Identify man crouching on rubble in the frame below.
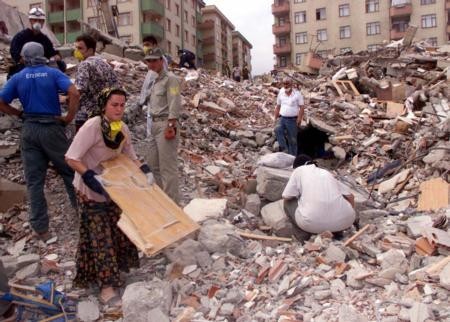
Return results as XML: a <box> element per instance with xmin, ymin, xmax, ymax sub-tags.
<box><xmin>282</xmin><ymin>154</ymin><xmax>356</xmax><ymax>241</ymax></box>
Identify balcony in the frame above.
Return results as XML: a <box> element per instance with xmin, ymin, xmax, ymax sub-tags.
<box><xmin>66</xmin><ymin>30</ymin><xmax>81</xmax><ymax>43</ymax></box>
<box><xmin>272</xmin><ymin>23</ymin><xmax>291</xmax><ymax>35</ymax></box>
<box><xmin>55</xmin><ymin>33</ymin><xmax>64</xmax><ymax>44</ymax></box>
<box><xmin>199</xmin><ymin>19</ymin><xmax>214</xmax><ymax>30</ymax></box>
<box><xmin>141</xmin><ymin>21</ymin><xmax>164</xmax><ymax>39</ymax></box>
<box><xmin>390</xmin><ymin>3</ymin><xmax>412</xmax><ymax>17</ymax></box>
<box><xmin>203</xmin><ymin>36</ymin><xmax>215</xmax><ymax>45</ymax></box>
<box><xmin>272</xmin><ymin>1</ymin><xmax>290</xmax><ymax>16</ymax></box>
<box><xmin>48</xmin><ymin>11</ymin><xmax>64</xmax><ymax>24</ymax></box>
<box><xmin>141</xmin><ymin>0</ymin><xmax>164</xmax><ymax>18</ymax></box>
<box><xmin>390</xmin><ymin>28</ymin><xmax>406</xmax><ymax>40</ymax></box>
<box><xmin>273</xmin><ymin>43</ymin><xmax>291</xmax><ymax>55</ymax></box>
<box><xmin>66</xmin><ymin>8</ymin><xmax>81</xmax><ymax>21</ymax></box>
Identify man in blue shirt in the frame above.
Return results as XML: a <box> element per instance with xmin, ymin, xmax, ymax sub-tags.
<box><xmin>0</xmin><ymin>42</ymin><xmax>80</xmax><ymax>240</ymax></box>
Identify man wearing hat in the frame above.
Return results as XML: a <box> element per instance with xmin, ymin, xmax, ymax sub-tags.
<box><xmin>0</xmin><ymin>42</ymin><xmax>80</xmax><ymax>240</ymax></box>
<box><xmin>143</xmin><ymin>48</ymin><xmax>181</xmax><ymax>204</ymax></box>
<box><xmin>8</xmin><ymin>7</ymin><xmax>65</xmax><ymax>79</ymax></box>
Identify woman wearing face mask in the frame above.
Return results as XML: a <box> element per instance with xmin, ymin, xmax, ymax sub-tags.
<box><xmin>65</xmin><ymin>88</ymin><xmax>154</xmax><ymax>306</ymax></box>
<box><xmin>8</xmin><ymin>7</ymin><xmax>65</xmax><ymax>79</ymax></box>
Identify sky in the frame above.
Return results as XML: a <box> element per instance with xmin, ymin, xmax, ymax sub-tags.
<box><xmin>204</xmin><ymin>0</ymin><xmax>274</xmax><ymax>75</ymax></box>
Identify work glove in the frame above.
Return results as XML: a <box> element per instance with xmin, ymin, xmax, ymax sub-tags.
<box><xmin>140</xmin><ymin>164</ymin><xmax>155</xmax><ymax>186</ymax></box>
<box><xmin>82</xmin><ymin>170</ymin><xmax>106</xmax><ymax>195</ymax></box>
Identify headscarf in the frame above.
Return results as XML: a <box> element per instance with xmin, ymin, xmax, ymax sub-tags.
<box><xmin>95</xmin><ymin>87</ymin><xmax>128</xmax><ymax>150</ymax></box>
<box><xmin>20</xmin><ymin>42</ymin><xmax>48</xmax><ymax>66</ymax></box>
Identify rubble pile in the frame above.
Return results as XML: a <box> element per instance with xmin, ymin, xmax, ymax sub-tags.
<box><xmin>0</xmin><ymin>42</ymin><xmax>449</xmax><ymax>322</ymax></box>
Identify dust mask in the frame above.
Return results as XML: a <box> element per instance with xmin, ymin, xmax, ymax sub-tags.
<box><xmin>73</xmin><ymin>49</ymin><xmax>85</xmax><ymax>61</ymax></box>
<box><xmin>32</xmin><ymin>22</ymin><xmax>42</xmax><ymax>31</ymax></box>
<box><xmin>109</xmin><ymin>121</ymin><xmax>123</xmax><ymax>139</ymax></box>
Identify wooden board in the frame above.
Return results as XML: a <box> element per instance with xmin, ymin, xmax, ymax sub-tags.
<box><xmin>385</xmin><ymin>101</ymin><xmax>405</xmax><ymax>118</ymax></box>
<box><xmin>332</xmin><ymin>80</ymin><xmax>360</xmax><ymax>97</ymax></box>
<box><xmin>417</xmin><ymin>177</ymin><xmax>450</xmax><ymax>211</ymax></box>
<box><xmin>100</xmin><ymin>154</ymin><xmax>200</xmax><ymax>256</ymax></box>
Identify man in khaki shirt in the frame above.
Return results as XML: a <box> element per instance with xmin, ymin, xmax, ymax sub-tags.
<box><xmin>144</xmin><ymin>48</ymin><xmax>181</xmax><ymax>203</ymax></box>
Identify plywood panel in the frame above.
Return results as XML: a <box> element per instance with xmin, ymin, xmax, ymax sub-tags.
<box><xmin>417</xmin><ymin>178</ymin><xmax>449</xmax><ymax>211</ymax></box>
<box><xmin>100</xmin><ymin>154</ymin><xmax>200</xmax><ymax>255</ymax></box>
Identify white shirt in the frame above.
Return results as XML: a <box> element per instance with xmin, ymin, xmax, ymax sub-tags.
<box><xmin>276</xmin><ymin>88</ymin><xmax>304</xmax><ymax>117</ymax></box>
<box><xmin>282</xmin><ymin>164</ymin><xmax>355</xmax><ymax>233</ymax></box>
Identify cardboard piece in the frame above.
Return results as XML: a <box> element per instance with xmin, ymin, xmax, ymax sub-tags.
<box><xmin>376</xmin><ymin>82</ymin><xmax>406</xmax><ymax>102</ymax></box>
<box><xmin>100</xmin><ymin>154</ymin><xmax>200</xmax><ymax>256</ymax></box>
<box><xmin>417</xmin><ymin>178</ymin><xmax>449</xmax><ymax>211</ymax></box>
<box><xmin>385</xmin><ymin>101</ymin><xmax>405</xmax><ymax>118</ymax></box>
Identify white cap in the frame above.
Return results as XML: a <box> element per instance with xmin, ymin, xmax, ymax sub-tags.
<box><xmin>29</xmin><ymin>7</ymin><xmax>46</xmax><ymax>20</ymax></box>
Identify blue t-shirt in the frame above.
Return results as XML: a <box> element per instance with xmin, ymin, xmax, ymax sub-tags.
<box><xmin>0</xmin><ymin>65</ymin><xmax>72</xmax><ymax>116</ymax></box>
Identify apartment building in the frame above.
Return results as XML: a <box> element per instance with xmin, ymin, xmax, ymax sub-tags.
<box><xmin>232</xmin><ymin>30</ymin><xmax>252</xmax><ymax>72</ymax></box>
<box><xmin>4</xmin><ymin>0</ymin><xmax>204</xmax><ymax>60</ymax></box>
<box><xmin>272</xmin><ymin>0</ymin><xmax>450</xmax><ymax>69</ymax></box>
<box><xmin>199</xmin><ymin>5</ymin><xmax>234</xmax><ymax>72</ymax></box>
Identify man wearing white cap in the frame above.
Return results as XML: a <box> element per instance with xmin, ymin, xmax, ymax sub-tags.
<box><xmin>8</xmin><ymin>7</ymin><xmax>65</xmax><ymax>79</ymax></box>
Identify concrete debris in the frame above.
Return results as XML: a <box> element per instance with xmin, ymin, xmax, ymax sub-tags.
<box><xmin>0</xmin><ymin>39</ymin><xmax>449</xmax><ymax>321</ymax></box>
<box><xmin>76</xmin><ymin>300</ymin><xmax>100</xmax><ymax>322</ymax></box>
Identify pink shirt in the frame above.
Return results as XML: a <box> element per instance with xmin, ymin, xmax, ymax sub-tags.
<box><xmin>65</xmin><ymin>116</ymin><xmax>138</xmax><ymax>202</ymax></box>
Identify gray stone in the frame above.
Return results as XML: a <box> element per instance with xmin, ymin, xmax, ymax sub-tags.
<box><xmin>164</xmin><ymin>239</ymin><xmax>204</xmax><ymax>267</ymax></box>
<box><xmin>423</xmin><ymin>142</ymin><xmax>448</xmax><ymax>164</ymax></box>
<box><xmin>314</xmin><ymin>290</ymin><xmax>331</xmax><ymax>300</ymax></box>
<box><xmin>122</xmin><ymin>279</ymin><xmax>172</xmax><ymax>322</ymax></box>
<box><xmin>260</xmin><ymin>200</ymin><xmax>290</xmax><ymax>231</ymax></box>
<box><xmin>338</xmin><ymin>305</ymin><xmax>368</xmax><ymax>322</ymax></box>
<box><xmin>408</xmin><ymin>302</ymin><xmax>430</xmax><ymax>322</ymax></box>
<box><xmin>244</xmin><ymin>194</ymin><xmax>261</xmax><ymax>215</ymax></box>
<box><xmin>15</xmin><ymin>263</ymin><xmax>40</xmax><ymax>280</ymax></box>
<box><xmin>439</xmin><ymin>262</ymin><xmax>450</xmax><ymax>290</ymax></box>
<box><xmin>219</xmin><ymin>303</ymin><xmax>235</xmax><ymax>316</ymax></box>
<box><xmin>146</xmin><ymin>308</ymin><xmax>170</xmax><ymax>322</ymax></box>
<box><xmin>309</xmin><ymin>117</ymin><xmax>338</xmax><ymax>134</ymax></box>
<box><xmin>361</xmin><ymin>243</ymin><xmax>381</xmax><ymax>258</ymax></box>
<box><xmin>346</xmin><ymin>266</ymin><xmax>366</xmax><ymax>289</ymax></box>
<box><xmin>325</xmin><ymin>244</ymin><xmax>346</xmax><ymax>263</ymax></box>
<box><xmin>183</xmin><ymin>198</ymin><xmax>228</xmax><ymax>223</ymax></box>
<box><xmin>406</xmin><ymin>215</ymin><xmax>433</xmax><ymax>237</ymax></box>
<box><xmin>197</xmin><ymin>220</ymin><xmax>239</xmax><ymax>254</ymax></box>
<box><xmin>330</xmin><ymin>279</ymin><xmax>346</xmax><ymax>298</ymax></box>
<box><xmin>195</xmin><ymin>251</ymin><xmax>213</xmax><ymax>270</ymax></box>
<box><xmin>236</xmin><ymin>130</ymin><xmax>254</xmax><ymax>139</ymax></box>
<box><xmin>77</xmin><ymin>300</ymin><xmax>100</xmax><ymax>322</ymax></box>
<box><xmin>377</xmin><ymin>249</ymin><xmax>408</xmax><ymax>273</ymax></box>
<box><xmin>255</xmin><ymin>133</ymin><xmax>268</xmax><ymax>146</ymax></box>
<box><xmin>241</xmin><ymin>138</ymin><xmax>258</xmax><ymax>148</ymax></box>
<box><xmin>217</xmin><ymin>97</ymin><xmax>236</xmax><ymax>111</ymax></box>
<box><xmin>17</xmin><ymin>254</ymin><xmax>40</xmax><ymax>270</ymax></box>
<box><xmin>0</xmin><ymin>256</ymin><xmax>18</xmax><ymax>277</ymax></box>
<box><xmin>332</xmin><ymin>146</ymin><xmax>346</xmax><ymax>160</ymax></box>
<box><xmin>256</xmin><ymin>166</ymin><xmax>292</xmax><ymax>201</ymax></box>
<box><xmin>223</xmin><ymin>289</ymin><xmax>244</xmax><ymax>304</ymax></box>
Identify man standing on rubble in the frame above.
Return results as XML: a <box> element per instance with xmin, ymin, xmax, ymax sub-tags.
<box><xmin>8</xmin><ymin>7</ymin><xmax>65</xmax><ymax>79</ymax></box>
<box><xmin>274</xmin><ymin>77</ymin><xmax>305</xmax><ymax>156</ymax></box>
<box><xmin>0</xmin><ymin>42</ymin><xmax>79</xmax><ymax>240</ymax></box>
<box><xmin>73</xmin><ymin>34</ymin><xmax>118</xmax><ymax>130</ymax></box>
<box><xmin>282</xmin><ymin>155</ymin><xmax>356</xmax><ymax>241</ymax></box>
<box><xmin>144</xmin><ymin>48</ymin><xmax>181</xmax><ymax>204</ymax></box>
<box><xmin>178</xmin><ymin>49</ymin><xmax>196</xmax><ymax>69</ymax></box>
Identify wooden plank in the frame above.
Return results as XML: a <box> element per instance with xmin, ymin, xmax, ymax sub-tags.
<box><xmin>332</xmin><ymin>81</ymin><xmax>344</xmax><ymax>97</ymax></box>
<box><xmin>385</xmin><ymin>101</ymin><xmax>405</xmax><ymax>118</ymax></box>
<box><xmin>344</xmin><ymin>224</ymin><xmax>370</xmax><ymax>247</ymax></box>
<box><xmin>100</xmin><ymin>154</ymin><xmax>200</xmax><ymax>256</ymax></box>
<box><xmin>237</xmin><ymin>230</ymin><xmax>292</xmax><ymax>242</ymax></box>
<box><xmin>417</xmin><ymin>178</ymin><xmax>449</xmax><ymax>211</ymax></box>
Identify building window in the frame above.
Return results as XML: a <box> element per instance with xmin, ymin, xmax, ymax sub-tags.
<box><xmin>295</xmin><ymin>53</ymin><xmax>303</xmax><ymax>65</ymax></box>
<box><xmin>366</xmin><ymin>0</ymin><xmax>379</xmax><ymax>13</ymax></box>
<box><xmin>421</xmin><ymin>14</ymin><xmax>437</xmax><ymax>28</ymax></box>
<box><xmin>176</xmin><ymin>45</ymin><xmax>180</xmax><ymax>53</ymax></box>
<box><xmin>295</xmin><ymin>32</ymin><xmax>308</xmax><ymax>44</ymax></box>
<box><xmin>279</xmin><ymin>56</ymin><xmax>287</xmax><ymax>67</ymax></box>
<box><xmin>176</xmin><ymin>24</ymin><xmax>180</xmax><ymax>37</ymax></box>
<box><xmin>294</xmin><ymin>11</ymin><xmax>306</xmax><ymax>24</ymax></box>
<box><xmin>420</xmin><ymin>0</ymin><xmax>435</xmax><ymax>4</ymax></box>
<box><xmin>88</xmin><ymin>16</ymin><xmax>100</xmax><ymax>29</ymax></box>
<box><xmin>29</xmin><ymin>3</ymin><xmax>42</xmax><ymax>9</ymax></box>
<box><xmin>366</xmin><ymin>22</ymin><xmax>381</xmax><ymax>35</ymax></box>
<box><xmin>294</xmin><ymin>0</ymin><xmax>306</xmax><ymax>2</ymax></box>
<box><xmin>175</xmin><ymin>4</ymin><xmax>180</xmax><ymax>16</ymax></box>
<box><xmin>184</xmin><ymin>10</ymin><xmax>188</xmax><ymax>21</ymax></box>
<box><xmin>317</xmin><ymin>29</ymin><xmax>327</xmax><ymax>41</ymax></box>
<box><xmin>316</xmin><ymin>50</ymin><xmax>328</xmax><ymax>58</ymax></box>
<box><xmin>192</xmin><ymin>35</ymin><xmax>196</xmax><ymax>46</ymax></box>
<box><xmin>166</xmin><ymin>18</ymin><xmax>171</xmax><ymax>32</ymax></box>
<box><xmin>192</xmin><ymin>15</ymin><xmax>196</xmax><ymax>27</ymax></box>
<box><xmin>339</xmin><ymin>4</ymin><xmax>350</xmax><ymax>17</ymax></box>
<box><xmin>168</xmin><ymin>41</ymin><xmax>172</xmax><ymax>53</ymax></box>
<box><xmin>120</xmin><ymin>35</ymin><xmax>132</xmax><ymax>44</ymax></box>
<box><xmin>117</xmin><ymin>12</ymin><xmax>132</xmax><ymax>26</ymax></box>
<box><xmin>425</xmin><ymin>37</ymin><xmax>438</xmax><ymax>46</ymax></box>
<box><xmin>340</xmin><ymin>26</ymin><xmax>351</xmax><ymax>39</ymax></box>
<box><xmin>166</xmin><ymin>0</ymin><xmax>171</xmax><ymax>10</ymax></box>
<box><xmin>340</xmin><ymin>47</ymin><xmax>352</xmax><ymax>54</ymax></box>
<box><xmin>367</xmin><ymin>44</ymin><xmax>382</xmax><ymax>51</ymax></box>
<box><xmin>184</xmin><ymin>30</ymin><xmax>188</xmax><ymax>43</ymax></box>
<box><xmin>316</xmin><ymin>8</ymin><xmax>326</xmax><ymax>20</ymax></box>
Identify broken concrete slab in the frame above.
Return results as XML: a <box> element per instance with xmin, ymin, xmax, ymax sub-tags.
<box><xmin>406</xmin><ymin>215</ymin><xmax>433</xmax><ymax>238</ymax></box>
<box><xmin>183</xmin><ymin>198</ymin><xmax>228</xmax><ymax>223</ymax></box>
<box><xmin>439</xmin><ymin>262</ymin><xmax>450</xmax><ymax>290</ymax></box>
<box><xmin>15</xmin><ymin>262</ymin><xmax>40</xmax><ymax>280</ymax></box>
<box><xmin>77</xmin><ymin>300</ymin><xmax>100</xmax><ymax>322</ymax></box>
<box><xmin>164</xmin><ymin>239</ymin><xmax>205</xmax><ymax>267</ymax></box>
<box><xmin>244</xmin><ymin>194</ymin><xmax>261</xmax><ymax>216</ymax></box>
<box><xmin>378</xmin><ymin>169</ymin><xmax>410</xmax><ymax>194</ymax></box>
<box><xmin>260</xmin><ymin>200</ymin><xmax>290</xmax><ymax>231</ymax></box>
<box><xmin>197</xmin><ymin>220</ymin><xmax>241</xmax><ymax>254</ymax></box>
<box><xmin>325</xmin><ymin>244</ymin><xmax>346</xmax><ymax>263</ymax></box>
<box><xmin>256</xmin><ymin>166</ymin><xmax>292</xmax><ymax>201</ymax></box>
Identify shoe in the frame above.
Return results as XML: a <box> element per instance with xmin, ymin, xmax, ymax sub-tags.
<box><xmin>32</xmin><ymin>230</ymin><xmax>51</xmax><ymax>242</ymax></box>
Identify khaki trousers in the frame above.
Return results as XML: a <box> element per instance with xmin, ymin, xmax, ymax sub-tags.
<box><xmin>146</xmin><ymin>120</ymin><xmax>180</xmax><ymax>204</ymax></box>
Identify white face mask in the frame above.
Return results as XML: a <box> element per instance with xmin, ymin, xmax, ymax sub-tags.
<box><xmin>32</xmin><ymin>22</ymin><xmax>42</xmax><ymax>31</ymax></box>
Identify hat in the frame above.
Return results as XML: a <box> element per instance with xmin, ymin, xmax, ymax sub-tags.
<box><xmin>29</xmin><ymin>7</ymin><xmax>46</xmax><ymax>20</ymax></box>
<box><xmin>21</xmin><ymin>42</ymin><xmax>47</xmax><ymax>66</ymax></box>
<box><xmin>144</xmin><ymin>48</ymin><xmax>164</xmax><ymax>60</ymax></box>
